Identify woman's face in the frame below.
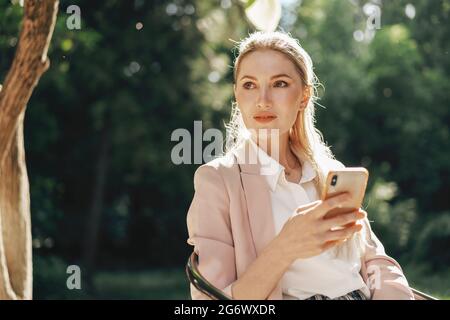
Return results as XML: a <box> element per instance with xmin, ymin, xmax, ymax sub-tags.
<box><xmin>234</xmin><ymin>49</ymin><xmax>308</xmax><ymax>137</ymax></box>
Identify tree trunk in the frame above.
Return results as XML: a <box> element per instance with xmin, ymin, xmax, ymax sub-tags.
<box><xmin>0</xmin><ymin>0</ymin><xmax>59</xmax><ymax>300</ymax></box>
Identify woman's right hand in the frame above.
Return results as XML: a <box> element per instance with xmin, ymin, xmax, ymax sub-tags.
<box><xmin>275</xmin><ymin>192</ymin><xmax>366</xmax><ymax>263</ymax></box>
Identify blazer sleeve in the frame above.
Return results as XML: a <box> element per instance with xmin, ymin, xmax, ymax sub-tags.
<box><xmin>331</xmin><ymin>158</ymin><xmax>414</xmax><ymax>299</ymax></box>
<box><xmin>186</xmin><ymin>164</ymin><xmax>236</xmax><ymax>300</ymax></box>
<box><xmin>361</xmin><ymin>218</ymin><xmax>415</xmax><ymax>299</ymax></box>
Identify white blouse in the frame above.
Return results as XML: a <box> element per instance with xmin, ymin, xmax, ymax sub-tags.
<box><xmin>246</xmin><ymin>138</ymin><xmax>371</xmax><ymax>300</ymax></box>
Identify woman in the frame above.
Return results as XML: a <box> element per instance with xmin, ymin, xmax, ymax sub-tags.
<box><xmin>186</xmin><ymin>31</ymin><xmax>414</xmax><ymax>300</ymax></box>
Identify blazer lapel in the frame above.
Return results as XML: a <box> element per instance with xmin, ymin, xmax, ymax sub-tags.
<box><xmin>232</xmin><ymin>139</ymin><xmax>277</xmax><ymax>256</ymax></box>
<box><xmin>232</xmin><ymin>139</ymin><xmax>283</xmax><ymax>300</ymax></box>
<box><xmin>240</xmin><ymin>171</ymin><xmax>276</xmax><ymax>256</ymax></box>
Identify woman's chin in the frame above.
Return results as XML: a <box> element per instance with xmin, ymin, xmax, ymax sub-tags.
<box><xmin>250</xmin><ymin>120</ymin><xmax>279</xmax><ymax>130</ymax></box>
<box><xmin>246</xmin><ymin>124</ymin><xmax>283</xmax><ymax>138</ymax></box>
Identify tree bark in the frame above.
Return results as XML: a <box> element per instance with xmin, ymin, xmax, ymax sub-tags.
<box><xmin>0</xmin><ymin>0</ymin><xmax>59</xmax><ymax>300</ymax></box>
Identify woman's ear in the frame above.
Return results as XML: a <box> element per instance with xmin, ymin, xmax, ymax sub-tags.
<box><xmin>298</xmin><ymin>99</ymin><xmax>307</xmax><ymax>111</ymax></box>
<box><xmin>299</xmin><ymin>86</ymin><xmax>311</xmax><ymax>109</ymax></box>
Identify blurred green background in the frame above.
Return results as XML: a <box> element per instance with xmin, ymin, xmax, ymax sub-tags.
<box><xmin>0</xmin><ymin>0</ymin><xmax>448</xmax><ymax>299</ymax></box>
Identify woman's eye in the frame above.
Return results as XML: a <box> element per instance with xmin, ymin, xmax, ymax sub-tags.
<box><xmin>274</xmin><ymin>80</ymin><xmax>288</xmax><ymax>88</ymax></box>
<box><xmin>242</xmin><ymin>81</ymin><xmax>287</xmax><ymax>89</ymax></box>
<box><xmin>243</xmin><ymin>82</ymin><xmax>255</xmax><ymax>89</ymax></box>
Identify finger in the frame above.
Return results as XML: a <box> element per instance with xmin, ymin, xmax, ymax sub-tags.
<box><xmin>295</xmin><ymin>200</ymin><xmax>321</xmax><ymax>214</ymax></box>
<box><xmin>325</xmin><ymin>224</ymin><xmax>362</xmax><ymax>242</ymax></box>
<box><xmin>324</xmin><ymin>238</ymin><xmax>346</xmax><ymax>248</ymax></box>
<box><xmin>314</xmin><ymin>193</ymin><xmax>351</xmax><ymax>218</ymax></box>
<box><xmin>324</xmin><ymin>224</ymin><xmax>362</xmax><ymax>242</ymax></box>
<box><xmin>321</xmin><ymin>209</ymin><xmax>365</xmax><ymax>231</ymax></box>
<box><xmin>321</xmin><ymin>240</ymin><xmax>342</xmax><ymax>251</ymax></box>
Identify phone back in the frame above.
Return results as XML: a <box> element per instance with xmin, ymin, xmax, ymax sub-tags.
<box><xmin>321</xmin><ymin>167</ymin><xmax>369</xmax><ymax>219</ymax></box>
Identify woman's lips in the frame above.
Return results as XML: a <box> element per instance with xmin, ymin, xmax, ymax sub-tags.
<box><xmin>253</xmin><ymin>114</ymin><xmax>277</xmax><ymax>123</ymax></box>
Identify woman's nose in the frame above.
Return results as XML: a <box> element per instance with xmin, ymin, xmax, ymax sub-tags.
<box><xmin>257</xmin><ymin>87</ymin><xmax>272</xmax><ymax>109</ymax></box>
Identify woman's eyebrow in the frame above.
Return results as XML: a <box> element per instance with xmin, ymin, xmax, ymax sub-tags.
<box><xmin>239</xmin><ymin>73</ymin><xmax>293</xmax><ymax>81</ymax></box>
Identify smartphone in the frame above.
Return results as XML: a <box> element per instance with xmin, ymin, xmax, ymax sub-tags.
<box><xmin>321</xmin><ymin>167</ymin><xmax>369</xmax><ymax>227</ymax></box>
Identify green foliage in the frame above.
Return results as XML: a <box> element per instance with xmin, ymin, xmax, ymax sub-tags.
<box><xmin>402</xmin><ymin>262</ymin><xmax>450</xmax><ymax>300</ymax></box>
<box><xmin>94</xmin><ymin>269</ymin><xmax>189</xmax><ymax>299</ymax></box>
<box><xmin>363</xmin><ymin>178</ymin><xmax>418</xmax><ymax>257</ymax></box>
<box><xmin>33</xmin><ymin>254</ymin><xmax>89</xmax><ymax>299</ymax></box>
<box><xmin>1</xmin><ymin>0</ymin><xmax>448</xmax><ymax>299</ymax></box>
<box><xmin>414</xmin><ymin>214</ymin><xmax>450</xmax><ymax>270</ymax></box>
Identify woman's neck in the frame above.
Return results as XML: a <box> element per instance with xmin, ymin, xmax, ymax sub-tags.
<box><xmin>254</xmin><ymin>132</ymin><xmax>298</xmax><ymax>170</ymax></box>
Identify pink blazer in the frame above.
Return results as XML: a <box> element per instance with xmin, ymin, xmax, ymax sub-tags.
<box><xmin>186</xmin><ymin>141</ymin><xmax>414</xmax><ymax>300</ymax></box>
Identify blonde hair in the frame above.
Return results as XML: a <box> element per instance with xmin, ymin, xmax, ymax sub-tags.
<box><xmin>226</xmin><ymin>31</ymin><xmax>367</xmax><ymax>261</ymax></box>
